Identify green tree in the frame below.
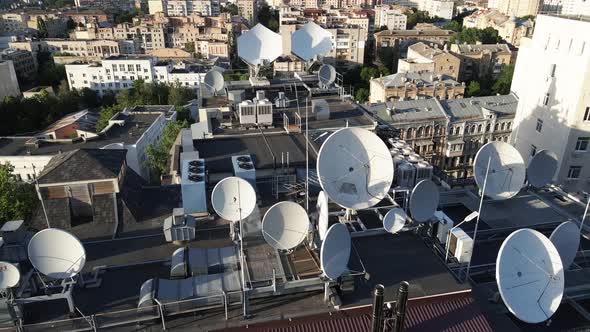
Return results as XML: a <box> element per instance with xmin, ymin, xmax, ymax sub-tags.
<box><xmin>96</xmin><ymin>105</ymin><xmax>121</xmax><ymax>132</ymax></box>
<box><xmin>355</xmin><ymin>88</ymin><xmax>369</xmax><ymax>103</ymax></box>
<box><xmin>377</xmin><ymin>47</ymin><xmax>397</xmax><ymax>73</ymax></box>
<box><xmin>360</xmin><ymin>67</ymin><xmax>379</xmax><ymax>82</ymax></box>
<box><xmin>443</xmin><ymin>20</ymin><xmax>461</xmax><ymax>32</ymax></box>
<box><xmin>66</xmin><ymin>17</ymin><xmax>76</xmax><ymax>31</ymax></box>
<box><xmin>491</xmin><ymin>64</ymin><xmax>514</xmax><ymax>95</ymax></box>
<box><xmin>466</xmin><ymin>81</ymin><xmax>481</xmax><ymax>97</ymax></box>
<box><xmin>37</xmin><ymin>18</ymin><xmax>48</xmax><ymax>38</ymax></box>
<box><xmin>257</xmin><ymin>4</ymin><xmax>279</xmax><ymax>32</ymax></box>
<box><xmin>0</xmin><ymin>163</ymin><xmax>38</xmax><ymax>224</ymax></box>
<box><xmin>79</xmin><ymin>88</ymin><xmax>101</xmax><ymax>108</ymax></box>
<box><xmin>450</xmin><ymin>27</ymin><xmax>502</xmax><ymax>44</ymax></box>
<box><xmin>406</xmin><ymin>9</ymin><xmax>437</xmax><ymax>29</ymax></box>
<box><xmin>168</xmin><ymin>82</ymin><xmax>195</xmax><ymax>106</ymax></box>
<box><xmin>221</xmin><ymin>3</ymin><xmax>239</xmax><ymax>15</ymax></box>
<box><xmin>183</xmin><ymin>42</ymin><xmax>195</xmax><ymax>55</ymax></box>
<box><xmin>145</xmin><ymin>120</ymin><xmax>189</xmax><ymax>181</ymax></box>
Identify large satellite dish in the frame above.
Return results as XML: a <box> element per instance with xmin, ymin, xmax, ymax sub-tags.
<box><xmin>474</xmin><ymin>142</ymin><xmax>525</xmax><ymax>200</ymax></box>
<box><xmin>409</xmin><ymin>180</ymin><xmax>439</xmax><ymax>223</ymax></box>
<box><xmin>28</xmin><ymin>229</ymin><xmax>86</xmax><ymax>279</ymax></box>
<box><xmin>0</xmin><ymin>262</ymin><xmax>20</xmax><ymax>289</ymax></box>
<box><xmin>383</xmin><ymin>208</ymin><xmax>406</xmax><ymax>234</ymax></box>
<box><xmin>211</xmin><ymin>177</ymin><xmax>257</xmax><ymax>222</ymax></box>
<box><xmin>527</xmin><ymin>150</ymin><xmax>558</xmax><ymax>188</ymax></box>
<box><xmin>317</xmin><ymin>191</ymin><xmax>329</xmax><ymax>240</ymax></box>
<box><xmin>291</xmin><ymin>21</ymin><xmax>333</xmax><ymax>62</ymax></box>
<box><xmin>317</xmin><ymin>128</ymin><xmax>394</xmax><ymax>210</ymax></box>
<box><xmin>496</xmin><ymin>228</ymin><xmax>564</xmax><ymax>324</ymax></box>
<box><xmin>318</xmin><ymin>64</ymin><xmax>336</xmax><ymax>86</ymax></box>
<box><xmin>237</xmin><ymin>23</ymin><xmax>283</xmax><ymax>66</ymax></box>
<box><xmin>262</xmin><ymin>201</ymin><xmax>310</xmax><ymax>250</ymax></box>
<box><xmin>549</xmin><ymin>221</ymin><xmax>580</xmax><ymax>269</ymax></box>
<box><xmin>320</xmin><ymin>223</ymin><xmax>351</xmax><ymax>280</ymax></box>
<box><xmin>204</xmin><ymin>70</ymin><xmax>224</xmax><ymax>93</ymax></box>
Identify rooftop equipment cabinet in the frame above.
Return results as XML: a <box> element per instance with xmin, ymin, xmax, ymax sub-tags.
<box><xmin>238</xmin><ymin>100</ymin><xmax>256</xmax><ymax>126</ymax></box>
<box><xmin>232</xmin><ymin>155</ymin><xmax>256</xmax><ymax>189</ymax></box>
<box><xmin>256</xmin><ymin>99</ymin><xmax>273</xmax><ymax>126</ymax></box>
<box><xmin>395</xmin><ymin>161</ymin><xmax>416</xmax><ymax>188</ymax></box>
<box><xmin>163</xmin><ymin>208</ymin><xmax>197</xmax><ymax>243</ymax></box>
<box><xmin>181</xmin><ymin>156</ymin><xmax>207</xmax><ymax>214</ymax></box>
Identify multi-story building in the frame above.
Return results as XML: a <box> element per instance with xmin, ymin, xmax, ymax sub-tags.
<box><xmin>9</xmin><ymin>39</ymin><xmax>138</xmax><ymax>59</ymax></box>
<box><xmin>113</xmin><ymin>22</ymin><xmax>166</xmax><ymax>52</ymax></box>
<box><xmin>369</xmin><ymin>71</ymin><xmax>465</xmax><ymax>104</ymax></box>
<box><xmin>402</xmin><ymin>42</ymin><xmax>460</xmax><ymax>80</ymax></box>
<box><xmin>0</xmin><ymin>60</ymin><xmax>20</xmax><ymax>100</ymax></box>
<box><xmin>497</xmin><ymin>0</ymin><xmax>540</xmax><ymax>17</ymax></box>
<box><xmin>74</xmin><ymin>0</ymin><xmax>135</xmax><ymax>11</ymax></box>
<box><xmin>237</xmin><ymin>0</ymin><xmax>259</xmax><ymax>25</ymax></box>
<box><xmin>0</xmin><ymin>48</ymin><xmax>36</xmax><ymax>83</ymax></box>
<box><xmin>65</xmin><ymin>56</ymin><xmax>208</xmax><ymax>95</ymax></box>
<box><xmin>450</xmin><ymin>43</ymin><xmax>513</xmax><ymax>81</ymax></box>
<box><xmin>511</xmin><ymin>15</ymin><xmax>590</xmax><ymax>193</ymax></box>
<box><xmin>0</xmin><ymin>11</ymin><xmax>67</xmax><ymax>38</ymax></box>
<box><xmin>379</xmin><ymin>0</ymin><xmax>454</xmax><ymax>19</ymax></box>
<box><xmin>63</xmin><ymin>10</ymin><xmax>110</xmax><ymax>25</ymax></box>
<box><xmin>556</xmin><ymin>0</ymin><xmax>590</xmax><ymax>16</ymax></box>
<box><xmin>374</xmin><ymin>26</ymin><xmax>454</xmax><ymax>52</ymax></box>
<box><xmin>374</xmin><ymin>5</ymin><xmax>407</xmax><ymax>30</ymax></box>
<box><xmin>370</xmin><ymin>94</ymin><xmax>517</xmax><ymax>180</ymax></box>
<box><xmin>147</xmin><ymin>0</ymin><xmax>220</xmax><ymax>16</ymax></box>
<box><xmin>462</xmin><ymin>9</ymin><xmax>534</xmax><ymax>47</ymax></box>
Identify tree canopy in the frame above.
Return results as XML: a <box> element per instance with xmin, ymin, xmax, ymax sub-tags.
<box><xmin>257</xmin><ymin>4</ymin><xmax>279</xmax><ymax>32</ymax></box>
<box><xmin>221</xmin><ymin>3</ymin><xmax>239</xmax><ymax>16</ymax></box>
<box><xmin>145</xmin><ymin>120</ymin><xmax>189</xmax><ymax>182</ymax></box>
<box><xmin>0</xmin><ymin>164</ymin><xmax>38</xmax><ymax>224</ymax></box>
<box><xmin>450</xmin><ymin>27</ymin><xmax>502</xmax><ymax>44</ymax></box>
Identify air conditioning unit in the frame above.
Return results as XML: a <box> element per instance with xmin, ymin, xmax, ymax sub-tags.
<box><xmin>395</xmin><ymin>161</ymin><xmax>416</xmax><ymax>188</ymax></box>
<box><xmin>238</xmin><ymin>100</ymin><xmax>256</xmax><ymax>126</ymax></box>
<box><xmin>433</xmin><ymin>211</ymin><xmax>454</xmax><ymax>244</ymax></box>
<box><xmin>181</xmin><ymin>157</ymin><xmax>207</xmax><ymax>214</ymax></box>
<box><xmin>275</xmin><ymin>91</ymin><xmax>288</xmax><ymax>108</ymax></box>
<box><xmin>232</xmin><ymin>154</ymin><xmax>256</xmax><ymax>189</ymax></box>
<box><xmin>256</xmin><ymin>99</ymin><xmax>273</xmax><ymax>126</ymax></box>
<box><xmin>163</xmin><ymin>210</ymin><xmax>196</xmax><ymax>243</ymax></box>
<box><xmin>312</xmin><ymin>99</ymin><xmax>330</xmax><ymax>121</ymax></box>
<box><xmin>448</xmin><ymin>227</ymin><xmax>473</xmax><ymax>263</ymax></box>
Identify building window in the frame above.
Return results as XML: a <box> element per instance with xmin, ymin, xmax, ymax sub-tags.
<box><xmin>575</xmin><ymin>137</ymin><xmax>590</xmax><ymax>151</ymax></box>
<box><xmin>536</xmin><ymin>119</ymin><xmax>543</xmax><ymax>133</ymax></box>
<box><xmin>531</xmin><ymin>145</ymin><xmax>537</xmax><ymax>156</ymax></box>
<box><xmin>584</xmin><ymin>107</ymin><xmax>590</xmax><ymax>121</ymax></box>
<box><xmin>567</xmin><ymin>166</ymin><xmax>582</xmax><ymax>179</ymax></box>
<box><xmin>543</xmin><ymin>93</ymin><xmax>550</xmax><ymax>106</ymax></box>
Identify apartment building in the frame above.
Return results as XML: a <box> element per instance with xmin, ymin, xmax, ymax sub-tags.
<box><xmin>63</xmin><ymin>10</ymin><xmax>110</xmax><ymax>25</ymax></box>
<box><xmin>74</xmin><ymin>0</ymin><xmax>135</xmax><ymax>11</ymax></box>
<box><xmin>402</xmin><ymin>42</ymin><xmax>460</xmax><ymax>80</ymax></box>
<box><xmin>237</xmin><ymin>0</ymin><xmax>259</xmax><ymax>25</ymax></box>
<box><xmin>167</xmin><ymin>25</ymin><xmax>229</xmax><ymax>59</ymax></box>
<box><xmin>374</xmin><ymin>26</ymin><xmax>454</xmax><ymax>51</ymax></box>
<box><xmin>496</xmin><ymin>0</ymin><xmax>540</xmax><ymax>17</ymax></box>
<box><xmin>379</xmin><ymin>0</ymin><xmax>454</xmax><ymax>19</ymax></box>
<box><xmin>0</xmin><ymin>48</ymin><xmax>36</xmax><ymax>82</ymax></box>
<box><xmin>511</xmin><ymin>15</ymin><xmax>590</xmax><ymax>193</ymax></box>
<box><xmin>463</xmin><ymin>9</ymin><xmax>534</xmax><ymax>47</ymax></box>
<box><xmin>0</xmin><ymin>11</ymin><xmax>67</xmax><ymax>38</ymax></box>
<box><xmin>374</xmin><ymin>5</ymin><xmax>408</xmax><ymax>30</ymax></box>
<box><xmin>450</xmin><ymin>43</ymin><xmax>513</xmax><ymax>81</ymax></box>
<box><xmin>369</xmin><ymin>71</ymin><xmax>465</xmax><ymax>104</ymax></box>
<box><xmin>113</xmin><ymin>22</ymin><xmax>166</xmax><ymax>52</ymax></box>
<box><xmin>9</xmin><ymin>39</ymin><xmax>138</xmax><ymax>59</ymax></box>
<box><xmin>147</xmin><ymin>0</ymin><xmax>220</xmax><ymax>16</ymax></box>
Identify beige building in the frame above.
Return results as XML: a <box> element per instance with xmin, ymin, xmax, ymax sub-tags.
<box><xmin>450</xmin><ymin>43</ymin><xmax>513</xmax><ymax>81</ymax></box>
<box><xmin>374</xmin><ymin>5</ymin><xmax>408</xmax><ymax>30</ymax></box>
<box><xmin>369</xmin><ymin>72</ymin><xmax>465</xmax><ymax>104</ymax></box>
<box><xmin>374</xmin><ymin>26</ymin><xmax>454</xmax><ymax>51</ymax></box>
<box><xmin>9</xmin><ymin>39</ymin><xmax>137</xmax><ymax>59</ymax></box>
<box><xmin>237</xmin><ymin>0</ymin><xmax>259</xmax><ymax>25</ymax></box>
<box><xmin>0</xmin><ymin>48</ymin><xmax>36</xmax><ymax>82</ymax></box>
<box><xmin>497</xmin><ymin>0</ymin><xmax>540</xmax><ymax>17</ymax></box>
<box><xmin>462</xmin><ymin>9</ymin><xmax>534</xmax><ymax>47</ymax></box>
<box><xmin>273</xmin><ymin>56</ymin><xmax>305</xmax><ymax>74</ymax></box>
<box><xmin>405</xmin><ymin>42</ymin><xmax>460</xmax><ymax>80</ymax></box>
<box><xmin>0</xmin><ymin>11</ymin><xmax>67</xmax><ymax>38</ymax></box>
<box><xmin>113</xmin><ymin>22</ymin><xmax>166</xmax><ymax>52</ymax></box>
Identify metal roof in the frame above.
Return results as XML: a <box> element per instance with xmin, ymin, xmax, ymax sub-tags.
<box><xmin>370</xmin><ymin>98</ymin><xmax>448</xmax><ymax>123</ymax></box>
<box><xmin>441</xmin><ymin>94</ymin><xmax>518</xmax><ymax>119</ymax></box>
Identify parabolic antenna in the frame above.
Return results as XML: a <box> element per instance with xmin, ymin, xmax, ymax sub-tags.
<box><xmin>317</xmin><ymin>191</ymin><xmax>329</xmax><ymax>240</ymax></box>
<box><xmin>474</xmin><ymin>142</ymin><xmax>525</xmax><ymax>200</ymax></box>
<box><xmin>496</xmin><ymin>228</ymin><xmax>564</xmax><ymax>324</ymax></box>
<box><xmin>237</xmin><ymin>23</ymin><xmax>283</xmax><ymax>66</ymax></box>
<box><xmin>320</xmin><ymin>223</ymin><xmax>351</xmax><ymax>280</ymax></box>
<box><xmin>204</xmin><ymin>70</ymin><xmax>224</xmax><ymax>93</ymax></box>
<box><xmin>317</xmin><ymin>128</ymin><xmax>394</xmax><ymax>210</ymax></box>
<box><xmin>383</xmin><ymin>208</ymin><xmax>406</xmax><ymax>234</ymax></box>
<box><xmin>409</xmin><ymin>180</ymin><xmax>439</xmax><ymax>223</ymax></box>
<box><xmin>318</xmin><ymin>64</ymin><xmax>336</xmax><ymax>86</ymax></box>
<box><xmin>28</xmin><ymin>229</ymin><xmax>86</xmax><ymax>279</ymax></box>
<box><xmin>211</xmin><ymin>177</ymin><xmax>257</xmax><ymax>222</ymax></box>
<box><xmin>527</xmin><ymin>150</ymin><xmax>558</xmax><ymax>188</ymax></box>
<box><xmin>0</xmin><ymin>262</ymin><xmax>20</xmax><ymax>289</ymax></box>
<box><xmin>262</xmin><ymin>201</ymin><xmax>310</xmax><ymax>250</ymax></box>
<box><xmin>291</xmin><ymin>21</ymin><xmax>333</xmax><ymax>62</ymax></box>
<box><xmin>549</xmin><ymin>221</ymin><xmax>580</xmax><ymax>269</ymax></box>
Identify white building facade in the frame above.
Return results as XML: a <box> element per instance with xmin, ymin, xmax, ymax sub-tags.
<box><xmin>375</xmin><ymin>6</ymin><xmax>408</xmax><ymax>30</ymax></box>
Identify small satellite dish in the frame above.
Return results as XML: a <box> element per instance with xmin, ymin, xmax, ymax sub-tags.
<box><xmin>211</xmin><ymin>177</ymin><xmax>257</xmax><ymax>222</ymax></box>
<box><xmin>409</xmin><ymin>180</ymin><xmax>439</xmax><ymax>223</ymax></box>
<box><xmin>291</xmin><ymin>21</ymin><xmax>333</xmax><ymax>62</ymax></box>
<box><xmin>496</xmin><ymin>228</ymin><xmax>564</xmax><ymax>324</ymax></box>
<box><xmin>204</xmin><ymin>70</ymin><xmax>224</xmax><ymax>93</ymax></box>
<box><xmin>317</xmin><ymin>128</ymin><xmax>394</xmax><ymax>210</ymax></box>
<box><xmin>474</xmin><ymin>142</ymin><xmax>525</xmax><ymax>200</ymax></box>
<box><xmin>527</xmin><ymin>150</ymin><xmax>558</xmax><ymax>188</ymax></box>
<box><xmin>0</xmin><ymin>262</ymin><xmax>20</xmax><ymax>289</ymax></box>
<box><xmin>321</xmin><ymin>223</ymin><xmax>351</xmax><ymax>280</ymax></box>
<box><xmin>262</xmin><ymin>201</ymin><xmax>310</xmax><ymax>250</ymax></box>
<box><xmin>317</xmin><ymin>191</ymin><xmax>329</xmax><ymax>240</ymax></box>
<box><xmin>383</xmin><ymin>208</ymin><xmax>406</xmax><ymax>234</ymax></box>
<box><xmin>318</xmin><ymin>64</ymin><xmax>336</xmax><ymax>86</ymax></box>
<box><xmin>28</xmin><ymin>229</ymin><xmax>86</xmax><ymax>279</ymax></box>
<box><xmin>549</xmin><ymin>221</ymin><xmax>580</xmax><ymax>269</ymax></box>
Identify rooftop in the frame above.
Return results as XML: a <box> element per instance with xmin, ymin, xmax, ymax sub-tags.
<box><xmin>452</xmin><ymin>43</ymin><xmax>512</xmax><ymax>54</ymax></box>
<box><xmin>42</xmin><ymin>109</ymin><xmax>98</xmax><ymax>135</ymax></box>
<box><xmin>441</xmin><ymin>94</ymin><xmax>518</xmax><ymax>119</ymax></box>
<box><xmin>372</xmin><ymin>72</ymin><xmax>461</xmax><ymax>88</ymax></box>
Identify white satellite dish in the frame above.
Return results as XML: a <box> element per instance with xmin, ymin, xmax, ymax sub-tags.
<box><xmin>320</xmin><ymin>223</ymin><xmax>351</xmax><ymax>280</ymax></box>
<box><xmin>318</xmin><ymin>64</ymin><xmax>336</xmax><ymax>86</ymax></box>
<box><xmin>317</xmin><ymin>191</ymin><xmax>329</xmax><ymax>240</ymax></box>
<box><xmin>204</xmin><ymin>70</ymin><xmax>224</xmax><ymax>93</ymax></box>
<box><xmin>262</xmin><ymin>201</ymin><xmax>310</xmax><ymax>250</ymax></box>
<box><xmin>0</xmin><ymin>262</ymin><xmax>20</xmax><ymax>289</ymax></box>
<box><xmin>527</xmin><ymin>150</ymin><xmax>558</xmax><ymax>188</ymax></box>
<box><xmin>549</xmin><ymin>221</ymin><xmax>580</xmax><ymax>269</ymax></box>
<box><xmin>291</xmin><ymin>21</ymin><xmax>333</xmax><ymax>62</ymax></box>
<box><xmin>211</xmin><ymin>177</ymin><xmax>257</xmax><ymax>222</ymax></box>
<box><xmin>496</xmin><ymin>228</ymin><xmax>564</xmax><ymax>324</ymax></box>
<box><xmin>383</xmin><ymin>208</ymin><xmax>406</xmax><ymax>234</ymax></box>
<box><xmin>409</xmin><ymin>180</ymin><xmax>439</xmax><ymax>223</ymax></box>
<box><xmin>474</xmin><ymin>142</ymin><xmax>525</xmax><ymax>200</ymax></box>
<box><xmin>28</xmin><ymin>229</ymin><xmax>86</xmax><ymax>279</ymax></box>
<box><xmin>317</xmin><ymin>128</ymin><xmax>394</xmax><ymax>210</ymax></box>
<box><xmin>237</xmin><ymin>23</ymin><xmax>283</xmax><ymax>66</ymax></box>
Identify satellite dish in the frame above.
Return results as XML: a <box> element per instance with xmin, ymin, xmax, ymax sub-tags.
<box><xmin>318</xmin><ymin>64</ymin><xmax>336</xmax><ymax>86</ymax></box>
<box><xmin>527</xmin><ymin>150</ymin><xmax>558</xmax><ymax>188</ymax></box>
<box><xmin>409</xmin><ymin>180</ymin><xmax>439</xmax><ymax>223</ymax></box>
<box><xmin>291</xmin><ymin>21</ymin><xmax>333</xmax><ymax>62</ymax></box>
<box><xmin>262</xmin><ymin>201</ymin><xmax>310</xmax><ymax>250</ymax></box>
<box><xmin>237</xmin><ymin>23</ymin><xmax>283</xmax><ymax>66</ymax></box>
<box><xmin>211</xmin><ymin>177</ymin><xmax>257</xmax><ymax>222</ymax></box>
<box><xmin>317</xmin><ymin>191</ymin><xmax>329</xmax><ymax>240</ymax></box>
<box><xmin>0</xmin><ymin>262</ymin><xmax>20</xmax><ymax>289</ymax></box>
<box><xmin>383</xmin><ymin>208</ymin><xmax>406</xmax><ymax>234</ymax></box>
<box><xmin>549</xmin><ymin>221</ymin><xmax>580</xmax><ymax>269</ymax></box>
<box><xmin>28</xmin><ymin>229</ymin><xmax>86</xmax><ymax>279</ymax></box>
<box><xmin>320</xmin><ymin>223</ymin><xmax>351</xmax><ymax>280</ymax></box>
<box><xmin>496</xmin><ymin>228</ymin><xmax>564</xmax><ymax>324</ymax></box>
<box><xmin>204</xmin><ymin>70</ymin><xmax>224</xmax><ymax>93</ymax></box>
<box><xmin>317</xmin><ymin>128</ymin><xmax>394</xmax><ymax>210</ymax></box>
<box><xmin>474</xmin><ymin>142</ymin><xmax>525</xmax><ymax>200</ymax></box>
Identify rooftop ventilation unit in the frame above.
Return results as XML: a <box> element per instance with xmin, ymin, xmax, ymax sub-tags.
<box><xmin>256</xmin><ymin>99</ymin><xmax>273</xmax><ymax>126</ymax></box>
<box><xmin>312</xmin><ymin>99</ymin><xmax>330</xmax><ymax>121</ymax></box>
<box><xmin>181</xmin><ymin>155</ymin><xmax>207</xmax><ymax>214</ymax></box>
<box><xmin>238</xmin><ymin>100</ymin><xmax>257</xmax><ymax>126</ymax></box>
<box><xmin>275</xmin><ymin>91</ymin><xmax>288</xmax><ymax>108</ymax></box>
<box><xmin>163</xmin><ymin>209</ymin><xmax>197</xmax><ymax>243</ymax></box>
<box><xmin>395</xmin><ymin>161</ymin><xmax>416</xmax><ymax>188</ymax></box>
<box><xmin>255</xmin><ymin>90</ymin><xmax>265</xmax><ymax>101</ymax></box>
<box><xmin>414</xmin><ymin>160</ymin><xmax>433</xmax><ymax>184</ymax></box>
<box><xmin>448</xmin><ymin>227</ymin><xmax>473</xmax><ymax>263</ymax></box>
<box><xmin>232</xmin><ymin>155</ymin><xmax>256</xmax><ymax>189</ymax></box>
